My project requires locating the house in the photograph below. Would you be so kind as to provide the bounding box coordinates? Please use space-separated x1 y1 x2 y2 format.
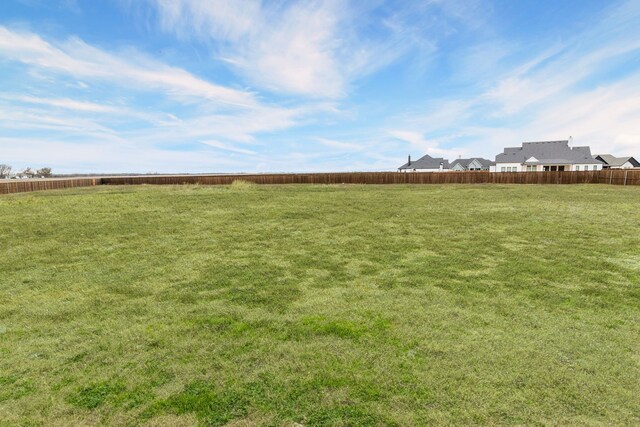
594 154 640 169
450 158 495 171
398 155 450 172
494 140 603 172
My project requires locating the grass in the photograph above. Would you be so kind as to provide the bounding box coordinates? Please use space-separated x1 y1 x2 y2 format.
0 183 639 426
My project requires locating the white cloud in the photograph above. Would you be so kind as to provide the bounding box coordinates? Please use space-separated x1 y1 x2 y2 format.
0 26 258 108
129 103 313 145
143 0 350 98
5 95 121 113
140 0 433 98
0 104 122 137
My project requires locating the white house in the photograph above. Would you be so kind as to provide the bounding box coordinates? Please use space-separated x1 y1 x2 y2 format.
594 154 640 169
449 158 494 171
398 155 450 172
494 140 603 172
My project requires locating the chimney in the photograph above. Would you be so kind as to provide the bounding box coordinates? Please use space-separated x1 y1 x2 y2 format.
408 155 411 166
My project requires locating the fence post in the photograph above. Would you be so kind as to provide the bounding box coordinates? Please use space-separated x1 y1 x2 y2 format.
624 170 628 186
609 170 613 185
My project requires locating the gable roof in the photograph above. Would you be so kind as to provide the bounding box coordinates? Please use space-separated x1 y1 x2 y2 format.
450 158 495 169
399 154 450 170
595 154 640 167
496 140 603 165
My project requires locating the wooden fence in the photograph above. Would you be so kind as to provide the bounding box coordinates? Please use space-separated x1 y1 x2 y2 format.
101 169 640 186
2 170 640 195
0 178 99 195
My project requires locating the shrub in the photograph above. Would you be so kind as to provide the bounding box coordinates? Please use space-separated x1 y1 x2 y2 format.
229 180 256 190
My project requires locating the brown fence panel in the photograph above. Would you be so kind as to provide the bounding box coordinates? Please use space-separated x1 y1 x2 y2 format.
596 168 640 186
0 178 100 195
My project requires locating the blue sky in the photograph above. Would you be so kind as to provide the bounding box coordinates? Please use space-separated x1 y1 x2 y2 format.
1 0 640 173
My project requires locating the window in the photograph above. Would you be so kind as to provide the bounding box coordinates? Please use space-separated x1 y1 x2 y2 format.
576 166 580 171
527 165 536 172
501 167 506 172
593 165 598 170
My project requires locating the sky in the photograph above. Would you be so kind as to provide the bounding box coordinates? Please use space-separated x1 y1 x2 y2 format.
1 0 640 174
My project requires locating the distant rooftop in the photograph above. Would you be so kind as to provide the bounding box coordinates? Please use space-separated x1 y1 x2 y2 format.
399 154 450 170
595 154 640 167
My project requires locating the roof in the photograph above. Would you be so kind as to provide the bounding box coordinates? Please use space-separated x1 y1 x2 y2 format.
496 140 603 165
450 158 495 169
595 154 640 167
399 154 450 170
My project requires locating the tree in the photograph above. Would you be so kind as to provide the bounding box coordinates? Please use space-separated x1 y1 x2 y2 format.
21 168 35 179
0 164 11 179
37 167 53 178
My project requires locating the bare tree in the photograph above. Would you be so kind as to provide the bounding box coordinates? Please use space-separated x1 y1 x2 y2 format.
37 167 53 178
0 164 11 179
21 168 35 179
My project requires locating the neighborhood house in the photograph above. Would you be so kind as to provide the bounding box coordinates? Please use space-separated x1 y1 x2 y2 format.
494 140 603 172
450 158 494 171
398 155 450 172
594 154 640 169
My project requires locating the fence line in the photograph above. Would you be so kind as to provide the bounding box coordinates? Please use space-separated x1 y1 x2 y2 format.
100 170 640 186
1 170 640 195
0 178 100 195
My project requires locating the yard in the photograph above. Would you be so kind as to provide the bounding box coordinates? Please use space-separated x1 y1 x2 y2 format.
1 183 639 426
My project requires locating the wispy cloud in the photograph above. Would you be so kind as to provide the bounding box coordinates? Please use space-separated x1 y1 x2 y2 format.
4 95 121 113
0 26 257 107
200 140 257 156
138 0 448 98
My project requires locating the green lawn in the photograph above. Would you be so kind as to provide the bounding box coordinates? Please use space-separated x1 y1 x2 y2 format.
1 183 639 426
